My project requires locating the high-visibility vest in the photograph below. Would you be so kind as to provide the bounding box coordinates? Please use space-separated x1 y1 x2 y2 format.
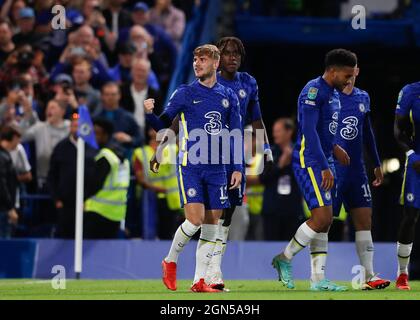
246 153 265 215
133 144 181 210
85 148 130 222
302 199 348 221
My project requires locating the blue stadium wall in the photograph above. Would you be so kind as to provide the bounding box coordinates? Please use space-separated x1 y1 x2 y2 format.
0 239 399 281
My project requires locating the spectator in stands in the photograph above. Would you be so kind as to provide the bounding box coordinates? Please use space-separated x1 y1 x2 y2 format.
94 82 142 148
149 0 185 49
84 118 130 239
245 131 265 241
109 41 160 90
0 125 21 238
0 19 16 67
71 58 101 114
48 73 77 115
128 2 177 93
0 0 26 34
129 25 154 59
51 26 113 89
48 112 97 238
19 99 70 190
12 7 46 48
102 0 132 38
0 44 48 93
9 128 32 220
120 58 162 137
260 118 304 240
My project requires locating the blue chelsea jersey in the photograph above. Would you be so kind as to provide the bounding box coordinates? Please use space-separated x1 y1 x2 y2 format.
294 76 341 168
396 82 420 154
164 80 242 169
335 87 371 167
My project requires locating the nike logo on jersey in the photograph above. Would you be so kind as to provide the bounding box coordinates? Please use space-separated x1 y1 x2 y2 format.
193 100 202 104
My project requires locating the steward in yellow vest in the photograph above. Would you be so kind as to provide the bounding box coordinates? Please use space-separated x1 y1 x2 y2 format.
245 150 265 240
84 119 130 239
132 128 182 239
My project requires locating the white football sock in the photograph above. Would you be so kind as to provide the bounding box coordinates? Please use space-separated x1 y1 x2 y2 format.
205 219 226 283
165 219 200 263
310 232 328 283
193 224 218 284
355 231 375 280
283 222 317 261
397 242 413 276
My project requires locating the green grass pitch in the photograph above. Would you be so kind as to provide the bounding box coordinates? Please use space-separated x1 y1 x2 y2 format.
0 279 419 300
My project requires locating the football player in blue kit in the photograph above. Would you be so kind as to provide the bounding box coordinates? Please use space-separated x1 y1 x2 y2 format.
148 37 273 291
272 49 355 291
333 66 390 290
144 44 243 292
205 37 273 290
394 81 420 290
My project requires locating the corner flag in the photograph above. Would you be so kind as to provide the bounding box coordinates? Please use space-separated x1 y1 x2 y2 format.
77 105 98 149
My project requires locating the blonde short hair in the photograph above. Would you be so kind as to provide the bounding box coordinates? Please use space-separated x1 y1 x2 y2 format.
193 44 220 61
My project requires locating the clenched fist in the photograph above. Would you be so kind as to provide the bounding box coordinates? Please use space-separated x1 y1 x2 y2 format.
144 98 155 114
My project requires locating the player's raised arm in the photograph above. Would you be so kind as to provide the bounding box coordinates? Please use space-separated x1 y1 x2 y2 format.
145 87 186 132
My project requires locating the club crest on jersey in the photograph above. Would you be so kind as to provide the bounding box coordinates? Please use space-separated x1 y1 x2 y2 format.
407 193 415 202
359 103 366 113
187 188 197 198
222 98 229 108
325 191 331 201
239 89 247 98
308 87 318 100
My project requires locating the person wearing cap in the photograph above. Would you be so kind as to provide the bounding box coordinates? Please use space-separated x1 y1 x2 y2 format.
48 112 96 238
12 7 46 48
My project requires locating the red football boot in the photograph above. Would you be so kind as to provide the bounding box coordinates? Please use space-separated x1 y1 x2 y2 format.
191 279 222 293
396 273 411 290
363 276 391 290
162 260 177 291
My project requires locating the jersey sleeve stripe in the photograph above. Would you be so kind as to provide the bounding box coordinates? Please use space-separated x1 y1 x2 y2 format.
299 135 306 168
399 158 409 205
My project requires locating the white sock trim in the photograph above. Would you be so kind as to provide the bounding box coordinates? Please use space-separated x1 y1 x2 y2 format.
301 222 317 239
182 219 200 237
200 224 218 242
355 230 373 242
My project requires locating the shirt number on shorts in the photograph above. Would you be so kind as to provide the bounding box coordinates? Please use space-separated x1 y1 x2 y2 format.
361 184 371 199
220 185 228 202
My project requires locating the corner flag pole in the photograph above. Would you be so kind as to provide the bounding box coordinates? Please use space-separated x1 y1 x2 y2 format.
74 136 85 279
